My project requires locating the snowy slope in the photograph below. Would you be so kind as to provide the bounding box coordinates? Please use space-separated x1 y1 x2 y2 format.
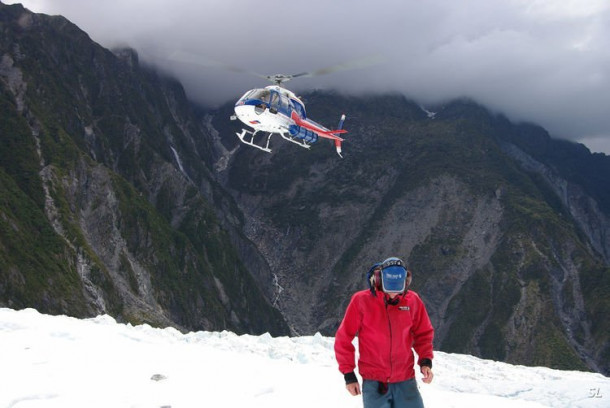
1 308 608 408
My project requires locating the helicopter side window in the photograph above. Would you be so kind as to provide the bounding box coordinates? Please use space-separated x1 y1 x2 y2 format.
270 93 280 113
292 99 306 118
279 94 290 112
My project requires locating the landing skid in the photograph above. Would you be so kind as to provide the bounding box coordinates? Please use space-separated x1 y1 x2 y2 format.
236 129 312 152
236 129 272 153
279 133 312 150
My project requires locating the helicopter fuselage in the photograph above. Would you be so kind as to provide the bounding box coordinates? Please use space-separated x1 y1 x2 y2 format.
234 86 298 134
232 85 346 156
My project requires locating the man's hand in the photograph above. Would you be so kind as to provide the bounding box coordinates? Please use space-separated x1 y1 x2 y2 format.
346 381 361 396
421 366 434 384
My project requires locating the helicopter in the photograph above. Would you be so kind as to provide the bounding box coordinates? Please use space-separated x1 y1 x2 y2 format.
165 51 381 157
230 73 347 157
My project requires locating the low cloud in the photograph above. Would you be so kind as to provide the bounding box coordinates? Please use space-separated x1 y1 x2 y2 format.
6 0 610 154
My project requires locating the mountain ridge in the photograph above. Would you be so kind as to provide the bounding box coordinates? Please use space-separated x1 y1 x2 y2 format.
1 2 609 374
0 1 289 335
210 92 610 373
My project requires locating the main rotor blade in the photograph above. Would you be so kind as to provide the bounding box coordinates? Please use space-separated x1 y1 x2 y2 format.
162 50 384 85
297 55 386 78
167 50 268 80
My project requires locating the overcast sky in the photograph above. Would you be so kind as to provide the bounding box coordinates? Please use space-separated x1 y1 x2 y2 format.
5 0 610 154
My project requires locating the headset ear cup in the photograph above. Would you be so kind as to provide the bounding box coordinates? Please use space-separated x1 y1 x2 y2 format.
374 268 382 290
367 263 382 293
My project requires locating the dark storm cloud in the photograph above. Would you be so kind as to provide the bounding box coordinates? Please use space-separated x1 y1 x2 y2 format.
6 0 610 154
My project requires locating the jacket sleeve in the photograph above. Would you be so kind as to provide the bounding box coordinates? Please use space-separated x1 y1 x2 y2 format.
334 293 361 374
411 293 434 366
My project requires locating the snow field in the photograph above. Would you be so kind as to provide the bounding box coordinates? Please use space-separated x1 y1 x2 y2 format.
1 308 608 408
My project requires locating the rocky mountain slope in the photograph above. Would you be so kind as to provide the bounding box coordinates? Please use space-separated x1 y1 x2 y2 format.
210 94 610 374
0 2 288 335
1 2 608 374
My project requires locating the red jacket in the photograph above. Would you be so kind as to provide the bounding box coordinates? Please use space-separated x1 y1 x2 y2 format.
334 289 434 383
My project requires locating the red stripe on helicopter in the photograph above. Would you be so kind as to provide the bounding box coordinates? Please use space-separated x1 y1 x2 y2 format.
290 112 346 140
249 120 261 124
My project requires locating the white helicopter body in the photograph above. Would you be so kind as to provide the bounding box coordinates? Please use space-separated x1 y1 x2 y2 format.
232 84 346 157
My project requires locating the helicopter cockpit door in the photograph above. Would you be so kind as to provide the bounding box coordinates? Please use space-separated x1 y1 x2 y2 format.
269 91 280 114
269 90 291 115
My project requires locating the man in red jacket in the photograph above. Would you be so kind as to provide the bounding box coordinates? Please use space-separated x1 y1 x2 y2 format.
334 257 434 408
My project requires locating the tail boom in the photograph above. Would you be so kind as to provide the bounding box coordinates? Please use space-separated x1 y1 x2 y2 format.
290 112 347 156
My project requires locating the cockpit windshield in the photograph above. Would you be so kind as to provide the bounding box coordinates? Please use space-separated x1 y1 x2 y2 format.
243 88 271 104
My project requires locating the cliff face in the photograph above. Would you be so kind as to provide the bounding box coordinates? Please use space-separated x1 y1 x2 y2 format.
1 2 609 374
0 2 288 335
500 130 610 265
210 95 610 374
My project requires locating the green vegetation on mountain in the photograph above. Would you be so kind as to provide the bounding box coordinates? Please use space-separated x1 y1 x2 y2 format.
1 2 609 374
220 91 610 373
0 2 288 335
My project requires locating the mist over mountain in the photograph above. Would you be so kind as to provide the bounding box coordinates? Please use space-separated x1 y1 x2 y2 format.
6 0 610 156
1 2 609 376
